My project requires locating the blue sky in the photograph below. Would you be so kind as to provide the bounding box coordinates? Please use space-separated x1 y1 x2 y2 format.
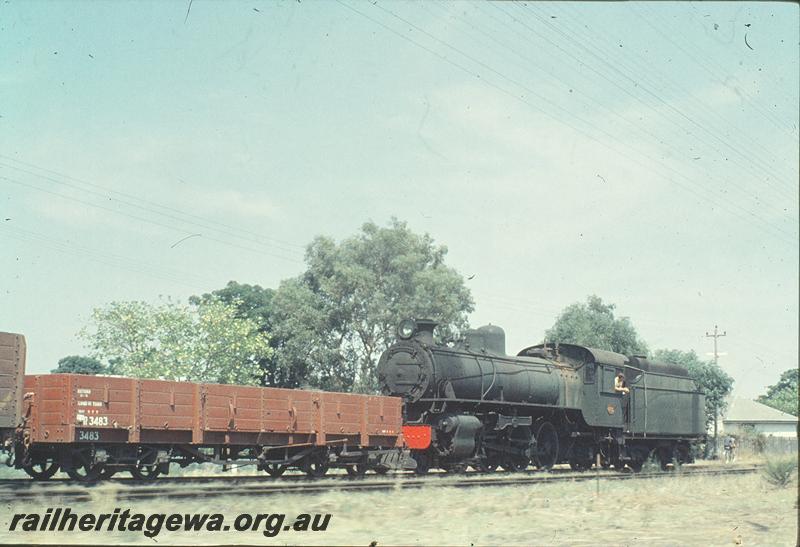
1 1 797 398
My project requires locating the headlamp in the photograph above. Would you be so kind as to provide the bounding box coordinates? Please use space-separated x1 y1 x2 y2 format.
397 319 417 340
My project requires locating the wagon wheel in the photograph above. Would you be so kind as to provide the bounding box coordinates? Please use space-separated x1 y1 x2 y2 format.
373 467 389 475
264 464 287 478
533 422 559 470
99 467 118 480
66 451 101 482
23 460 59 481
345 464 367 477
129 463 161 481
302 452 329 478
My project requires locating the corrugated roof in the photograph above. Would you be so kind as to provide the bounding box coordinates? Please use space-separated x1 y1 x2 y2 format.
722 397 798 423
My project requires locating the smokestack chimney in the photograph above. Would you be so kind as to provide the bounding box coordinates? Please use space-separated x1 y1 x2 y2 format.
414 319 438 345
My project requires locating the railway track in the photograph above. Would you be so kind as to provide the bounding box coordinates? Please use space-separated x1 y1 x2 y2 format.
3 465 761 503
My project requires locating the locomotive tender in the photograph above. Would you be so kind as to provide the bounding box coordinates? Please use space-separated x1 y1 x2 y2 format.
377 319 706 473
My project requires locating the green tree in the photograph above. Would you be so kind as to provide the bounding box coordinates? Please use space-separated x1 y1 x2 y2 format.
274 218 474 392
757 369 799 416
545 295 648 355
79 298 272 385
190 281 302 388
652 349 735 431
52 355 107 375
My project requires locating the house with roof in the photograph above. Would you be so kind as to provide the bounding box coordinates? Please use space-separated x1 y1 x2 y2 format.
721 397 798 439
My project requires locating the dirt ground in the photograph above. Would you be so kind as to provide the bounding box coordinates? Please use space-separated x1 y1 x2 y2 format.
2 466 797 546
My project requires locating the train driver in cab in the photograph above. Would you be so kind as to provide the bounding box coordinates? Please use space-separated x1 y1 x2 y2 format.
614 373 630 394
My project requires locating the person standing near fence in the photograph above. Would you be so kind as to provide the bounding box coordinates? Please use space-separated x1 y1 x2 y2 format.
723 435 737 463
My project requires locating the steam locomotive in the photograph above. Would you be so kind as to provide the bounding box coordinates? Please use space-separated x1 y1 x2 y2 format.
377 319 706 473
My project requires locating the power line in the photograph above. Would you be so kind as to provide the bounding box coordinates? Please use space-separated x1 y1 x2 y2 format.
0 154 307 255
336 1 797 245
0 174 305 264
512 3 797 207
544 3 798 197
432 1 797 221
0 225 217 291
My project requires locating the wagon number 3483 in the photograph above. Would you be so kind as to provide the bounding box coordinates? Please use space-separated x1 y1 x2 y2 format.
78 430 101 441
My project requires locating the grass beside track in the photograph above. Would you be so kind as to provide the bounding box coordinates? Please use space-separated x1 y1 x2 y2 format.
3 463 796 546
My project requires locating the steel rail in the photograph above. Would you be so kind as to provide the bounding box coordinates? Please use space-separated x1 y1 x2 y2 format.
3 465 761 503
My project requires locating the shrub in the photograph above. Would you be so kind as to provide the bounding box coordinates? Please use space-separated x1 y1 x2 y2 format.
762 457 798 487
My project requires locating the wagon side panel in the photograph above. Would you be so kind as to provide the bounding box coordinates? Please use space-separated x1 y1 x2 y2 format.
138 379 196 444
0 332 25 430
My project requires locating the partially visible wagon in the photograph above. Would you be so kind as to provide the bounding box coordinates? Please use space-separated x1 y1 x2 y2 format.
2 332 407 480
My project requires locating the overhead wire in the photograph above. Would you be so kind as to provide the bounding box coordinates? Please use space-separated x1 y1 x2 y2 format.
0 155 306 257
336 1 796 245
0 225 216 291
510 3 797 208
542 3 798 196
683 4 800 135
0 174 305 265
428 1 797 223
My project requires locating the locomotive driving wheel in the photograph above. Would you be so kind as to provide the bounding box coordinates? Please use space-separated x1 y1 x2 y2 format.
500 426 532 472
475 453 500 473
533 421 559 470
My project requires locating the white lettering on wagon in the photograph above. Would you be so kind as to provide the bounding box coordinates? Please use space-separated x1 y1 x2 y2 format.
77 389 92 397
76 414 108 426
78 430 100 441
77 400 104 407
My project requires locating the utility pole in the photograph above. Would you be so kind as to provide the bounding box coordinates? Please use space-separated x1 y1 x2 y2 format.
706 325 727 458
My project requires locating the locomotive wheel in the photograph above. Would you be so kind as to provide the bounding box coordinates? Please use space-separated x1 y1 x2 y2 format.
442 463 468 474
475 455 499 473
671 447 685 470
501 458 529 472
345 464 367 477
374 467 389 475
647 448 669 472
23 460 59 481
500 425 532 472
569 459 591 472
412 452 430 475
627 447 647 473
533 422 559 470
264 464 287 478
